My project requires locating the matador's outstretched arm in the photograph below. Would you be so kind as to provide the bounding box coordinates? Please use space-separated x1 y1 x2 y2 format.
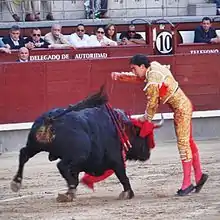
111 72 145 83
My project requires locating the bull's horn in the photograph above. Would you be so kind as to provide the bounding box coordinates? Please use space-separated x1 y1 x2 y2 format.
154 114 164 128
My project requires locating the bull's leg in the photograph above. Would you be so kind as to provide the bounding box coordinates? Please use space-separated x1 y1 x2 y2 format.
56 160 79 202
11 146 40 192
113 163 134 200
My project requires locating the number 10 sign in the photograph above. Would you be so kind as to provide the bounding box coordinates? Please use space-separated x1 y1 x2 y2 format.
155 31 173 55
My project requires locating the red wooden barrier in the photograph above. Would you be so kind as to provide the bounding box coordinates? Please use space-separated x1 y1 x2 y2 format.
175 43 220 54
0 53 220 124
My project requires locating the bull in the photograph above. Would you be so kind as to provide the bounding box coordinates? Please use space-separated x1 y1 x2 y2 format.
10 86 163 202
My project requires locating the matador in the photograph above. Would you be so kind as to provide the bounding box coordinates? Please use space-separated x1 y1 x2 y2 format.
80 54 208 196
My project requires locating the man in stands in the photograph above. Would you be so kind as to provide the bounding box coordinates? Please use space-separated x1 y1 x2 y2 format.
68 24 90 48
85 0 108 18
194 17 220 43
3 0 20 21
25 28 50 49
2 25 25 49
119 25 146 45
44 24 73 49
24 0 54 21
17 47 29 62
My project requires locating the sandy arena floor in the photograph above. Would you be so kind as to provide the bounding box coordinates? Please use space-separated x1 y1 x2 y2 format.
0 139 219 220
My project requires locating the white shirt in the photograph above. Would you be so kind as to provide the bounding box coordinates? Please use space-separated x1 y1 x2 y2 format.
68 33 90 48
19 59 28 62
87 35 117 47
11 38 19 46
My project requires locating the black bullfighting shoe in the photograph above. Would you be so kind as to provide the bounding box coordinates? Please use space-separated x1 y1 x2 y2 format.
176 184 195 196
195 173 209 193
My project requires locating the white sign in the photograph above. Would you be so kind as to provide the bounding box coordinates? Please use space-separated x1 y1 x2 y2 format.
155 31 172 54
190 49 219 54
74 53 108 59
30 54 69 61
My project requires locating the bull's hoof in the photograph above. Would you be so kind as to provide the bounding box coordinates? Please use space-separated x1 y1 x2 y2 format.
10 180 21 192
56 192 76 203
118 190 134 200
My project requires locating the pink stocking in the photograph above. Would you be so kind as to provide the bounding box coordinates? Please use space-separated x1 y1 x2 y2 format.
181 160 192 190
190 125 203 184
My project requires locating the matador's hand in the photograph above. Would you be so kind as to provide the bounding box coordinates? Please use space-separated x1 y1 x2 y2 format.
111 72 121 80
138 115 147 122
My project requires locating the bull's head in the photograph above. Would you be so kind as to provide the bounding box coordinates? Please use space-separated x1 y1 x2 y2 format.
126 127 151 161
115 109 164 162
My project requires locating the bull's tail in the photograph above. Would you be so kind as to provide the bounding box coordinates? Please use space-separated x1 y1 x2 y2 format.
45 85 108 123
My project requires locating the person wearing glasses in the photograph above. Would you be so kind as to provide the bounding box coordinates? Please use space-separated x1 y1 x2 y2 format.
119 25 146 45
68 24 90 48
87 26 117 47
25 28 50 49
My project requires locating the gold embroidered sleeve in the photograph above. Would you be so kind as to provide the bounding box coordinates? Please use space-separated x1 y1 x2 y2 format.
117 72 145 83
145 84 159 121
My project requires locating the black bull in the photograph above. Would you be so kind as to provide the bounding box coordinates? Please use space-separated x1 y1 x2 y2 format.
10 87 163 202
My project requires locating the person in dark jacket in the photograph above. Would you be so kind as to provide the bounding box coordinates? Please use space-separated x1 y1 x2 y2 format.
2 25 25 49
194 17 220 43
25 28 50 49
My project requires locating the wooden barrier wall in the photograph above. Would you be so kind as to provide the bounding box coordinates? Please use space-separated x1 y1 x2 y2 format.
0 53 220 124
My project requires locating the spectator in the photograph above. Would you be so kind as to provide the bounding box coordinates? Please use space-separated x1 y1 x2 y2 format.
194 17 220 43
24 0 54 21
212 0 220 15
87 26 117 47
85 0 108 18
0 39 11 54
68 24 90 48
25 28 50 49
44 24 73 49
105 24 117 42
3 0 20 21
2 25 25 49
17 47 29 62
119 25 146 45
